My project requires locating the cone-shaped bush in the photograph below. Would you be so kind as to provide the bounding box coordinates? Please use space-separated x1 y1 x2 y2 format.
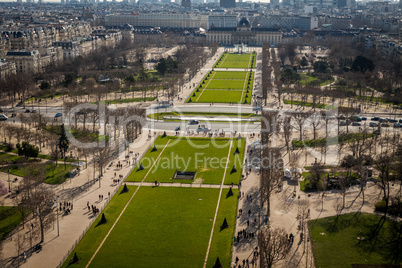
245 94 248 98
226 187 233 198
137 162 144 171
151 145 157 152
244 99 248 104
196 89 199 92
246 90 249 93
70 252 79 264
192 93 196 97
96 213 107 227
188 98 192 103
234 147 240 155
162 131 167 137
120 183 129 194
220 218 229 231
237 133 242 140
231 164 237 174
213 257 222 268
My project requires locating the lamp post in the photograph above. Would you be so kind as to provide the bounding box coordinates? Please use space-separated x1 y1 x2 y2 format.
7 169 11 192
56 207 59 237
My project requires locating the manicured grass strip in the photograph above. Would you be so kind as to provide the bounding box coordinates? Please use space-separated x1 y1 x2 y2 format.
0 206 23 241
143 138 231 184
212 71 249 80
309 212 402 267
196 72 216 102
60 185 137 268
205 79 245 90
125 137 170 182
224 138 246 185
203 140 232 267
283 99 326 109
292 133 375 148
104 97 155 104
90 187 220 268
0 163 75 184
206 188 239 268
192 90 244 104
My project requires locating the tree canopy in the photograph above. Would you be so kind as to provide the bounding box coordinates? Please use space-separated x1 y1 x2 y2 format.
351 55 375 73
156 56 178 76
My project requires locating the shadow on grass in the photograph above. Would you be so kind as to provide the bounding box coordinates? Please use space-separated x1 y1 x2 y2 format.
309 212 402 265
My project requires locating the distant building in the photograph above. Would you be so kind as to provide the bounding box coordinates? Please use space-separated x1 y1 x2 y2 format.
0 60 16 79
220 0 235 8
206 17 282 46
259 15 318 30
208 14 238 28
5 50 40 73
106 14 208 29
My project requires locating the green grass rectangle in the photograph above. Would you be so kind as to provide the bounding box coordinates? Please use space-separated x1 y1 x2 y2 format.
0 206 23 241
89 187 220 268
61 185 137 267
127 137 245 185
309 212 402 267
190 89 250 104
205 80 245 90
214 53 256 69
212 71 248 80
127 137 237 185
206 188 239 268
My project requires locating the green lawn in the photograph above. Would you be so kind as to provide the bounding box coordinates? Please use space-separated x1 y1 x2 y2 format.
212 71 249 80
127 137 245 185
127 137 245 184
214 53 256 69
61 185 136 268
191 90 247 104
309 212 402 267
206 188 239 268
205 80 245 90
224 138 246 185
90 187 220 268
0 206 23 241
104 97 155 105
292 133 375 148
188 70 253 104
0 163 75 184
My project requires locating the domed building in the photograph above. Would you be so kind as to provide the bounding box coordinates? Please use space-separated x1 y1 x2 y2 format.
206 17 282 46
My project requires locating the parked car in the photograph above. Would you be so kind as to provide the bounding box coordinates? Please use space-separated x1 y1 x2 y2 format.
352 122 361 126
380 123 390 127
350 115 362 122
32 109 37 113
361 117 367 121
0 108 3 113
188 120 199 125
389 119 397 123
340 121 347 126
337 115 346 120
24 109 31 113
399 119 402 123
0 114 8 121
55 112 62 118
369 122 379 127
379 118 388 123
393 123 402 128
175 126 180 131
371 117 380 121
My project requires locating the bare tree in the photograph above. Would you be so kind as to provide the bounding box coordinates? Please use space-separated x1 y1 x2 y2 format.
259 226 291 268
28 184 55 242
